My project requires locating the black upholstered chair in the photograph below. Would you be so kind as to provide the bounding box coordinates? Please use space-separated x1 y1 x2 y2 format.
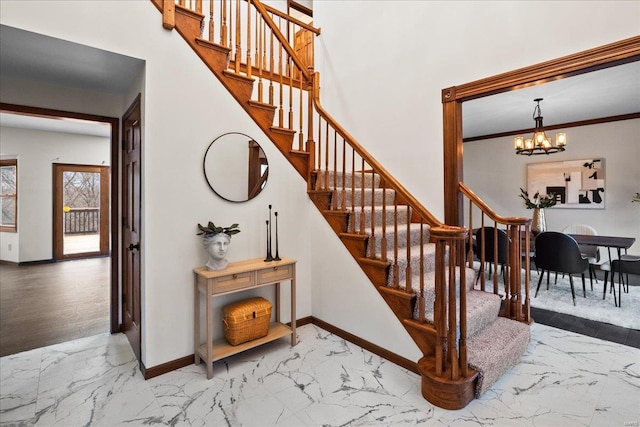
611 256 640 307
474 226 508 286
534 231 590 306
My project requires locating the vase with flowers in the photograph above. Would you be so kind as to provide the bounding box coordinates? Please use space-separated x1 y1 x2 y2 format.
519 188 556 234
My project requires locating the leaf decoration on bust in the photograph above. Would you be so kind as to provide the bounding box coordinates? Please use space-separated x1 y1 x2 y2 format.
197 222 241 236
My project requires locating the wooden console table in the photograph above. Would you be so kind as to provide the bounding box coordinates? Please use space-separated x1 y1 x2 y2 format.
193 257 297 379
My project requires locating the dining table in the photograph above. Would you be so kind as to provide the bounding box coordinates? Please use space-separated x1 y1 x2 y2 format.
568 233 636 261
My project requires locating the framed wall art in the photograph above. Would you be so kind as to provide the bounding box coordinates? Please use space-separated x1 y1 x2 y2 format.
526 158 605 209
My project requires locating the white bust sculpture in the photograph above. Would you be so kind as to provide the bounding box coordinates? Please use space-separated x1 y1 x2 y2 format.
204 233 231 271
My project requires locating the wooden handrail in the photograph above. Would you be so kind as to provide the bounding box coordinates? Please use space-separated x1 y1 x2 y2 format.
253 0 311 82
311 73 444 228
259 1 320 35
459 182 530 226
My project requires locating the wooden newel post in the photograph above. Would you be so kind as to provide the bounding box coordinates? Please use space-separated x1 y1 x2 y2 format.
163 0 176 30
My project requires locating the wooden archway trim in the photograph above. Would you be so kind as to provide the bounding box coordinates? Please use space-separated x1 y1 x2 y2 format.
442 35 640 226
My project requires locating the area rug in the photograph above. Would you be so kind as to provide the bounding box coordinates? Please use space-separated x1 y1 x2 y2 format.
483 270 640 330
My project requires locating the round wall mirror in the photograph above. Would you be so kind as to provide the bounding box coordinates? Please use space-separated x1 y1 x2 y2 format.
203 132 269 202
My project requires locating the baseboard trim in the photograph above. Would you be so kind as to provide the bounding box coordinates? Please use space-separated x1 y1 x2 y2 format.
143 354 194 380
142 315 416 379
310 316 419 374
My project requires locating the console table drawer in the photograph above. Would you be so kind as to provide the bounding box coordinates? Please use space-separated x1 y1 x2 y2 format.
212 271 255 293
258 265 292 283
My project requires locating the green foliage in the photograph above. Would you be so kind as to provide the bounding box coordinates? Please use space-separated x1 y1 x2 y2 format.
633 192 640 203
197 221 241 236
519 188 557 209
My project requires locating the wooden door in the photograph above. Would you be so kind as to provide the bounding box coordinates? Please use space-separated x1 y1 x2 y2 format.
122 95 142 363
53 163 109 260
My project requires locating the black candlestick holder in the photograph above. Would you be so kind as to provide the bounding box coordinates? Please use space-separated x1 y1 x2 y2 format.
274 211 281 261
264 205 273 262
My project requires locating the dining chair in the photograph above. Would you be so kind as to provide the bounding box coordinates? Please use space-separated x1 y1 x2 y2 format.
610 256 640 307
474 226 508 286
534 231 590 306
562 224 601 284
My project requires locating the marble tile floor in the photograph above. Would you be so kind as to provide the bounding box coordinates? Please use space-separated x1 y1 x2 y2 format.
1 323 638 427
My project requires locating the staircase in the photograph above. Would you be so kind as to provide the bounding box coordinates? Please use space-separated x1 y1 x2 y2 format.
150 0 532 409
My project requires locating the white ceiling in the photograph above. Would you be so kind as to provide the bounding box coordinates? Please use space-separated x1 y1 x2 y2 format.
0 24 638 139
0 25 144 137
462 60 640 139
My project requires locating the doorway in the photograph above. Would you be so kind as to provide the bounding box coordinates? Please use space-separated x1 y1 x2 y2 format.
441 36 640 225
0 102 120 336
53 163 110 260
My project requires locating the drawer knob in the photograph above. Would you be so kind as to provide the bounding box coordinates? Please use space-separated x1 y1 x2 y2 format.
274 267 278 270
233 274 238 279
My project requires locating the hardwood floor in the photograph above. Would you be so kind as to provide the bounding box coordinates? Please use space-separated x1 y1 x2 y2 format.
0 257 110 357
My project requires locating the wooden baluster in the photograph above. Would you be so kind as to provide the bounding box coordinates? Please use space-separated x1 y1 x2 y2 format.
234 0 241 73
467 202 473 268
507 224 519 320
256 14 263 103
341 137 346 210
288 60 293 130
268 22 273 104
220 0 228 47
307 70 315 157
349 148 355 232
277 20 284 128
479 213 486 292
298 70 304 150
380 186 387 261
524 224 531 322
368 168 376 258
245 0 252 78
195 0 202 13
492 221 500 294
179 0 185 8
324 122 329 189
434 237 446 376
332 130 337 209
252 9 262 67
208 0 214 41
359 160 365 235
315 118 322 188
393 198 399 288
418 221 425 322
448 240 459 381
458 237 468 377
405 206 412 292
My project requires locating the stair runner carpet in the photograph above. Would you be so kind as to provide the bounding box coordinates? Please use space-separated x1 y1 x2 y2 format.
321 170 530 397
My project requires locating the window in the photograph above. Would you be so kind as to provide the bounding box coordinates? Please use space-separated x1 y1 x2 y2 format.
0 159 17 232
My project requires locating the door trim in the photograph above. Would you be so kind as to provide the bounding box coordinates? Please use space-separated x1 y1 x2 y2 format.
0 102 120 333
441 35 640 226
52 163 110 260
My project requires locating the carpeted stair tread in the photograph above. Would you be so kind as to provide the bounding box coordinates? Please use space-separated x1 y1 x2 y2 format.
343 188 398 207
467 317 530 396
368 223 430 257
317 170 381 189
350 205 411 230
419 289 502 340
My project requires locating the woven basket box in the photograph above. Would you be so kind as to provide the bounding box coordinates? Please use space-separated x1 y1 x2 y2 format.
222 297 272 346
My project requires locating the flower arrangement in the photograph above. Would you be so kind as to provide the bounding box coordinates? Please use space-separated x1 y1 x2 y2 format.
197 222 241 237
519 188 557 209
633 193 640 203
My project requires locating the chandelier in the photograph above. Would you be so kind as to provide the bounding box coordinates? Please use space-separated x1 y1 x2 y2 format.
514 98 567 156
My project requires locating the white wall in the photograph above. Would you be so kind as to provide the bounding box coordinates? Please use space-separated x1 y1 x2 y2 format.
463 119 640 255
1 1 313 368
2 0 638 369
310 1 640 360
0 126 110 262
